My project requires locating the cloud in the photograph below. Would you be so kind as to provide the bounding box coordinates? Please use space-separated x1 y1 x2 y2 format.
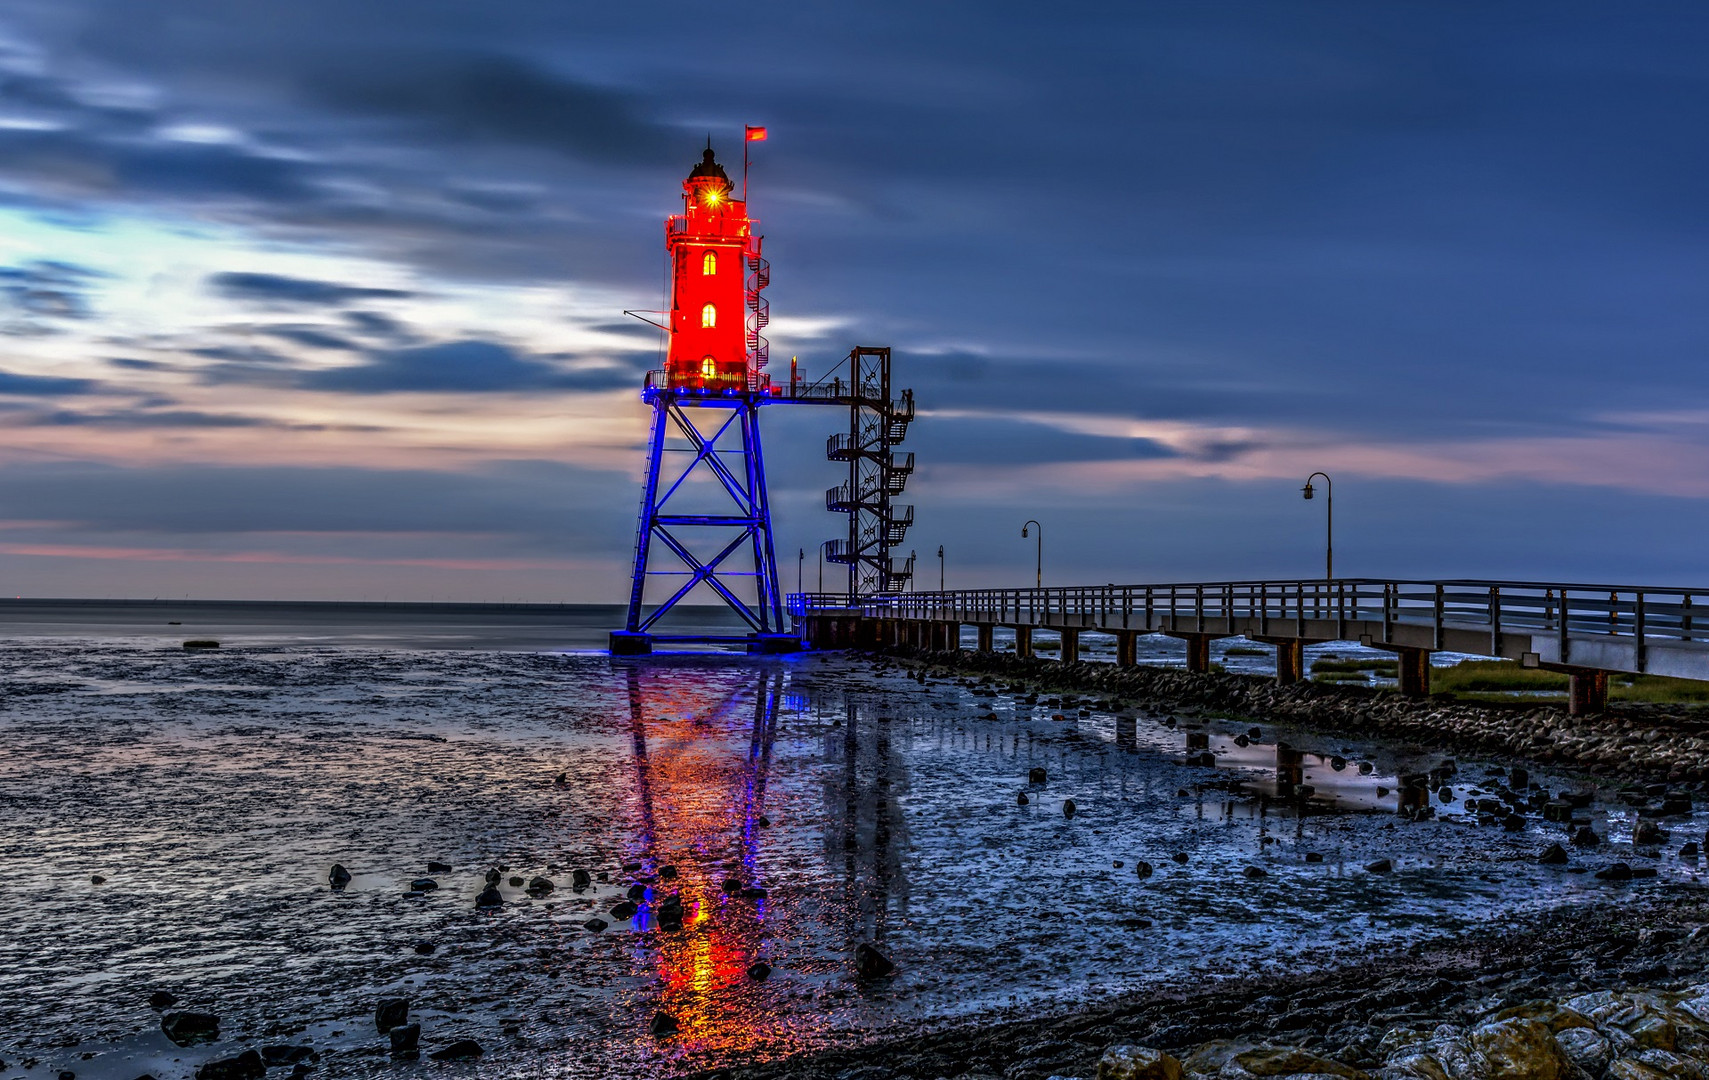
208 272 413 306
261 325 361 351
297 339 644 394
18 408 283 429
0 369 101 396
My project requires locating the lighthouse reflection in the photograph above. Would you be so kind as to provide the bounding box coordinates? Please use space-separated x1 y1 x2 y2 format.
615 661 904 1058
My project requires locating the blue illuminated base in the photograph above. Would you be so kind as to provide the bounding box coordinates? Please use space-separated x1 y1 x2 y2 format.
607 631 802 655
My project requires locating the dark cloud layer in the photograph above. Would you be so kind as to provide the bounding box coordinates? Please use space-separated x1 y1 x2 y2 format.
297 339 644 394
208 272 413 307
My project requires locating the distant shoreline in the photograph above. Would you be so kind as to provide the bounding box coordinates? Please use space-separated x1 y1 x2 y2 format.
0 598 736 615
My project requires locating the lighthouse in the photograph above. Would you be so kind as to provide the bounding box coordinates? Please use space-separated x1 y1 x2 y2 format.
611 137 916 655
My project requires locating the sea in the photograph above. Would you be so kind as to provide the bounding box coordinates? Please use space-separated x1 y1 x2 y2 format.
0 600 1698 1079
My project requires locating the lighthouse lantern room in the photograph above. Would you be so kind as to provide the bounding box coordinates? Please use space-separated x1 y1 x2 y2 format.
664 144 770 393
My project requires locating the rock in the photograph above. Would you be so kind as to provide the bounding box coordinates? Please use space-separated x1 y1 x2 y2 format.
259 1046 314 1066
722 878 743 894
658 894 684 931
1490 1002 1594 1032
740 886 768 899
328 864 351 887
160 1011 220 1047
622 861 643 872
1466 1017 1574 1080
1243 866 1268 879
90 874 105 885
1635 821 1666 845
1172 853 1189 864
389 1023 420 1059
526 876 554 894
1135 861 1153 879
475 885 503 909
1096 1044 1182 1080
855 942 896 978
147 990 178 1010
195 1051 263 1080
627 883 649 901
1682 843 1700 858
409 878 438 892
610 900 638 920
485 868 502 885
1017 792 1030 805
1029 766 1048 784
1511 767 1530 789
1249 727 1263 739
1503 813 1526 831
553 771 567 786
1304 852 1324 864
1596 862 1635 881
1227 1045 1365 1078
585 918 609 932
427 861 452 873
1539 843 1570 865
375 997 409 1034
412 940 436 955
1365 858 1394 873
649 1011 680 1037
571 869 591 890
1572 826 1602 847
428 1039 483 1062
1064 799 1077 819
57 1071 73 1080
660 865 679 880
1555 1027 1613 1075
1234 734 1250 748
507 875 524 887
758 815 771 827
748 960 772 981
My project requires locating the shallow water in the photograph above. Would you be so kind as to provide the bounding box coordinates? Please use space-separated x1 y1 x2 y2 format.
0 630 1702 1079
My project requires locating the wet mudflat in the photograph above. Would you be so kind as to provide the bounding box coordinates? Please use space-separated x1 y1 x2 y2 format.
0 642 1702 1079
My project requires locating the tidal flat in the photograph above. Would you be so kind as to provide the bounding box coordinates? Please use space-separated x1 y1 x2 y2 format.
1 639 1704 1079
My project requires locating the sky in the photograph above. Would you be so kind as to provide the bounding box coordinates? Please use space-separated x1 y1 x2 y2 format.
0 0 1705 602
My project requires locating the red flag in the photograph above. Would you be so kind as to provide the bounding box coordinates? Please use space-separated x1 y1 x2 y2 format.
745 126 767 142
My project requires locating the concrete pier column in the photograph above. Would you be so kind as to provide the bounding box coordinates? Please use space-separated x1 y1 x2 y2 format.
1396 647 1431 698
1116 631 1138 668
942 621 961 651
1060 629 1080 663
1569 669 1609 715
1275 639 1304 685
976 624 995 653
1014 626 1033 659
1183 634 1211 673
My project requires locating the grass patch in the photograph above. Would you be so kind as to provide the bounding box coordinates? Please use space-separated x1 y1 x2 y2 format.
1432 661 1565 695
1313 671 1370 684
1312 657 1399 675
1612 674 1709 704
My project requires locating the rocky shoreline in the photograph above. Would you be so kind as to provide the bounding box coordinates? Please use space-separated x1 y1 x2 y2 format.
878 647 1709 787
684 894 1709 1080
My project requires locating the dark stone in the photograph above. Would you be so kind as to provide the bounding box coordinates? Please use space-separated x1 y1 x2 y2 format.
526 876 554 894
650 1011 680 1037
195 1050 263 1080
260 1046 314 1067
553 771 567 786
1243 866 1268 879
1304 852 1324 863
722 878 743 894
428 1039 483 1062
390 1023 421 1059
1572 826 1602 848
409 878 437 892
622 862 643 872
740 886 768 899
1635 821 1666 845
1249 727 1263 739
1172 852 1189 864
58 1072 74 1080
328 864 351 887
855 942 896 978
1234 734 1250 747
627 883 648 901
412 940 436 955
427 861 452 873
1633 866 1659 878
1539 843 1570 865
660 865 679 880
758 816 771 827
1016 791 1029 805
748 960 772 981
611 900 639 920
161 1011 220 1047
571 868 591 890
1596 862 1634 881
1135 860 1153 878
90 875 105 885
1543 801 1573 822
147 990 178 1010
1028 766 1047 784
1365 858 1393 873
1503 813 1526 831
507 876 524 887
375 997 409 1034
484 868 501 885
1063 799 1077 819
585 918 609 932
475 885 503 909
658 895 685 930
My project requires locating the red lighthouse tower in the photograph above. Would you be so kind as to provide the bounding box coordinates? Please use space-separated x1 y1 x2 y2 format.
663 144 770 392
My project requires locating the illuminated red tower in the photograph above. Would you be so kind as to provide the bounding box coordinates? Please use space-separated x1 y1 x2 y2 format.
664 144 769 392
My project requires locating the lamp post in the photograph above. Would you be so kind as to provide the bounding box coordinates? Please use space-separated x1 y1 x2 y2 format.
817 543 824 593
937 545 945 593
1021 520 1042 588
1301 472 1333 581
797 547 804 596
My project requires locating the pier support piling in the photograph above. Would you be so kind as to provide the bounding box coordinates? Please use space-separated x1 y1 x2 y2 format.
1274 639 1304 685
976 624 994 653
1013 626 1033 659
1116 631 1138 668
1060 629 1080 663
1396 647 1431 699
1569 668 1609 715
1169 633 1212 673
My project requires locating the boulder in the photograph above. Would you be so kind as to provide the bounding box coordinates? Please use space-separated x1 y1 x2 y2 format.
1490 1002 1594 1033
1243 866 1268 880
1029 766 1048 784
160 1011 220 1047
147 990 177 1011
1596 863 1635 881
428 1040 483 1062
1097 1045 1182 1080
1135 861 1154 879
474 885 503 909
747 960 772 981
1365 858 1393 873
389 1023 420 1059
328 864 351 887
855 942 895 978
1064 799 1077 819
259 1046 314 1066
1017 792 1030 805
1554 1027 1613 1075
649 1011 680 1037
375 997 409 1034
1226 1046 1366 1079
585 918 609 932
610 900 638 920
427 861 452 873
195 1051 263 1080
1466 1017 1573 1080
1539 844 1569 865
1572 826 1602 848
526 876 553 895
409 878 437 892
571 868 591 890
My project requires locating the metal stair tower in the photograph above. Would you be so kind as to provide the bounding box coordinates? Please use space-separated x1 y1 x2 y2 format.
823 347 916 599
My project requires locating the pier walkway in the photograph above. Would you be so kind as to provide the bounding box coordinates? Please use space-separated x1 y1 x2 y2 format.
789 578 1709 714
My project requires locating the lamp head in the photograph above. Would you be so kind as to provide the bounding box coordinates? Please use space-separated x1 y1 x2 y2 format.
1021 525 1030 538
1302 482 1315 501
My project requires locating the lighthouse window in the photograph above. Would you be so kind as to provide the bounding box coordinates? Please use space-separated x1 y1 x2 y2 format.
702 251 717 275
701 356 716 379
701 303 716 328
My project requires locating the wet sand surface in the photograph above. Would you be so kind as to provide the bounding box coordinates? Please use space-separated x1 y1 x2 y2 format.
2 639 1702 1078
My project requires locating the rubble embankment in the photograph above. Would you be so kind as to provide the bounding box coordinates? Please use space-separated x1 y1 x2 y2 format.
882 647 1709 786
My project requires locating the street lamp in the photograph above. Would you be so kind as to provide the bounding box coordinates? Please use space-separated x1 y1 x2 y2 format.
1021 520 1042 588
1301 472 1333 581
797 547 804 595
937 544 945 593
817 543 824 593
